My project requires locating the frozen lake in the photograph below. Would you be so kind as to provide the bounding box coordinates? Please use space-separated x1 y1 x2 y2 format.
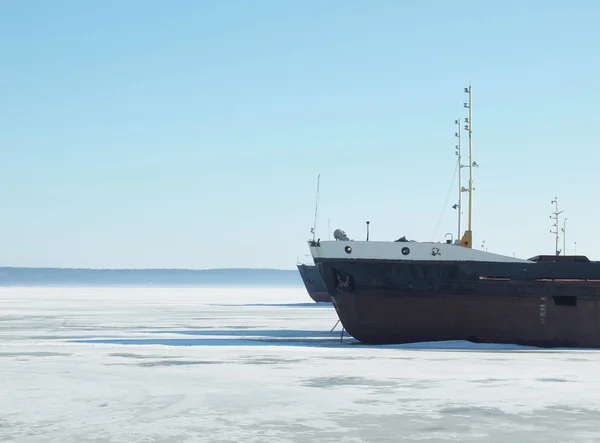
2 287 600 442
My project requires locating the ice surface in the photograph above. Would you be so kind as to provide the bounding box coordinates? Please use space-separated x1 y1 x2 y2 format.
2 287 600 442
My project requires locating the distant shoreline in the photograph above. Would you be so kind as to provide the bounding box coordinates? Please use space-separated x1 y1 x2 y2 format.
0 267 304 287
0 267 297 271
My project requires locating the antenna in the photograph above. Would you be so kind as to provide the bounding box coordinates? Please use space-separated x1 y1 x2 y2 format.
561 217 567 255
366 221 370 241
311 174 320 241
549 197 563 256
328 218 331 241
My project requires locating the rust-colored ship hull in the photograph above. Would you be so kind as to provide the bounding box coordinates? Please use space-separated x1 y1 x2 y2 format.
315 256 600 348
297 264 331 303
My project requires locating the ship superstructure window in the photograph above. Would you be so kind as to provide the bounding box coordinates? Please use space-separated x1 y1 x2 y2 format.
552 295 577 306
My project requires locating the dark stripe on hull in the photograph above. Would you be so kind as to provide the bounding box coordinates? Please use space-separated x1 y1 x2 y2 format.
297 264 331 303
316 258 600 348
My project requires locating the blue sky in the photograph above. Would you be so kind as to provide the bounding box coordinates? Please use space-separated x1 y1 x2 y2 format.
0 0 598 269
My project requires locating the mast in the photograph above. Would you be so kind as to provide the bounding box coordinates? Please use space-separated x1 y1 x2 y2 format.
455 118 462 241
311 174 320 241
549 197 563 256
465 85 473 234
459 85 474 248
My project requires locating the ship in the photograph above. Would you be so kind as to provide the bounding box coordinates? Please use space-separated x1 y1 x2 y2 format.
297 263 331 303
309 236 600 347
307 86 600 349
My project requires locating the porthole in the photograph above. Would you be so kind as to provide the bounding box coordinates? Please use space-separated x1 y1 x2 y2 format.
344 246 352 254
401 247 410 256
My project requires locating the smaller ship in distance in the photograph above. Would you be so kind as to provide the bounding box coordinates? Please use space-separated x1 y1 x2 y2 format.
296 262 330 303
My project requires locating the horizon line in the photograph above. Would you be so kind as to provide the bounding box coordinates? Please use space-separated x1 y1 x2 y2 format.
0 266 300 272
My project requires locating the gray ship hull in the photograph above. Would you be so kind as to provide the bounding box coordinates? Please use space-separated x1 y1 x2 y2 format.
297 264 330 303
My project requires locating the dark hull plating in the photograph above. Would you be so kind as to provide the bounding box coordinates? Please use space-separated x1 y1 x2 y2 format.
297 264 331 303
315 257 600 348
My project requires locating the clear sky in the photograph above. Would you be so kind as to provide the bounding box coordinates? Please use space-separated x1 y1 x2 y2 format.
1 0 599 269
